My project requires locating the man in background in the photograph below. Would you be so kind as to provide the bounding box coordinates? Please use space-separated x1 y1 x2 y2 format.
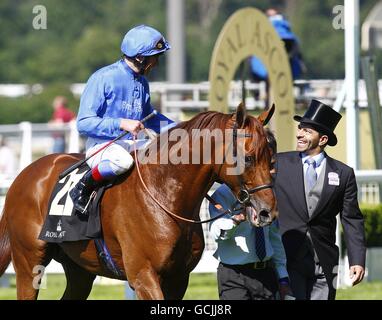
50 96 76 153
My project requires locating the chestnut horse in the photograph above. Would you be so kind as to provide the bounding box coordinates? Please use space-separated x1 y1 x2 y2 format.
0 103 277 299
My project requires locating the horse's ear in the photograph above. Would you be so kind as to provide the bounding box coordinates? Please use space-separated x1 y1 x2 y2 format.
258 103 275 126
234 102 247 128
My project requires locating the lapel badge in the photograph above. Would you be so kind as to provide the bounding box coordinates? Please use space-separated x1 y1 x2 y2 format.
328 172 339 186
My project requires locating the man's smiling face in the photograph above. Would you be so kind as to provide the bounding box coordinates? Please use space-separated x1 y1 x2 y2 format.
296 123 328 156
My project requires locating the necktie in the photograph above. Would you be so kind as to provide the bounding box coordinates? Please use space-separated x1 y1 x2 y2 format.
305 158 317 191
255 227 266 261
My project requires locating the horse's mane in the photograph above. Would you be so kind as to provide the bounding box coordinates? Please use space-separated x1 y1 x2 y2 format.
166 111 270 160
140 111 270 166
173 111 232 132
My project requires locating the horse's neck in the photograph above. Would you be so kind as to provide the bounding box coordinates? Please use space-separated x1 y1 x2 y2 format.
131 125 227 217
136 163 214 216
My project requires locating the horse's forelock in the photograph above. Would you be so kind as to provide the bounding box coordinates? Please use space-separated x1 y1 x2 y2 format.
245 116 270 161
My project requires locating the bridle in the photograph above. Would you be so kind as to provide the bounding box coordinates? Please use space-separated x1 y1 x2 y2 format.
132 119 273 224
228 122 273 206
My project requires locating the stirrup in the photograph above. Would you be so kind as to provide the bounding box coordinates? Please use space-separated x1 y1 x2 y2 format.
79 191 97 214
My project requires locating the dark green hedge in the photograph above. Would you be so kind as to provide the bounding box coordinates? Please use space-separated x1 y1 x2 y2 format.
341 204 382 253
361 204 382 247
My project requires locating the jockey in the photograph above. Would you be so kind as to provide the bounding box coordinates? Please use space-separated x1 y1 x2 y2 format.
70 25 174 213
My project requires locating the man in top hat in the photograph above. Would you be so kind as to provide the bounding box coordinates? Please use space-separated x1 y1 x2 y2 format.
274 99 366 300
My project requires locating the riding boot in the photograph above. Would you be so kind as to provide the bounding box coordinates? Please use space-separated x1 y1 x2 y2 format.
69 170 102 213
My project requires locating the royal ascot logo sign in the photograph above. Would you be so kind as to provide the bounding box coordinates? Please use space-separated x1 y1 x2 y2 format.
208 7 295 151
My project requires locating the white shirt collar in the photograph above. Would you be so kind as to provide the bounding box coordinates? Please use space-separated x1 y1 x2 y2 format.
301 152 325 168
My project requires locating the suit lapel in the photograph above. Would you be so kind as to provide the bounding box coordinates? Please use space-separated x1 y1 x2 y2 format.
287 152 309 219
310 154 340 219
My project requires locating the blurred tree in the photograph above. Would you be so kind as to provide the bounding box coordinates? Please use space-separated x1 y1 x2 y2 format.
0 0 380 85
0 83 78 124
72 26 120 81
288 0 381 79
290 0 345 78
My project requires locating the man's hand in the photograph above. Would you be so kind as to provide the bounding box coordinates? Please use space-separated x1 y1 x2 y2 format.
278 283 294 300
349 265 365 286
231 212 246 225
120 119 144 136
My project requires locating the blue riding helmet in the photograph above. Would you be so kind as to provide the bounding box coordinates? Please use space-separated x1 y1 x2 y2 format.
121 25 171 57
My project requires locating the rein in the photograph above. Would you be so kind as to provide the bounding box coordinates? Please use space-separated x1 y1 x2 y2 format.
132 136 228 224
132 121 273 224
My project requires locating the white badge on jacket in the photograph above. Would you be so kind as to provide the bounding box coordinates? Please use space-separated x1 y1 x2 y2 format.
328 172 340 185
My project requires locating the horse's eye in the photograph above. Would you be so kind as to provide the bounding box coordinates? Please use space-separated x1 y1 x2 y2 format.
245 155 255 167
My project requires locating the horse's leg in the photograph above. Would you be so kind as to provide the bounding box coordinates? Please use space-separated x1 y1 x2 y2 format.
59 252 96 300
162 273 190 300
161 227 204 300
11 242 54 300
132 266 164 300
166 225 204 299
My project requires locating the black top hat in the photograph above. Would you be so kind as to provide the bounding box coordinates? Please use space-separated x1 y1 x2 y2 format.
293 99 342 146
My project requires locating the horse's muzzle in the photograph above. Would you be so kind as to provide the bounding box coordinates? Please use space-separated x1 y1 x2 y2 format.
246 205 274 227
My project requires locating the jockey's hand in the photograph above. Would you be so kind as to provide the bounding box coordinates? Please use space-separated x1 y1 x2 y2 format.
120 119 144 136
144 128 157 140
349 265 365 286
231 212 246 225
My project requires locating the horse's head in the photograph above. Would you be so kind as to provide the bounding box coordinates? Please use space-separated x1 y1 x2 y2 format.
215 102 277 227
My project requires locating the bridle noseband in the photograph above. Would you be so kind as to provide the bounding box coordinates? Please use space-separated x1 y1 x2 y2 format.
236 184 274 204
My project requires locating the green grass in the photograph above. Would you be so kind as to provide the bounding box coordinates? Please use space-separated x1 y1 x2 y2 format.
0 273 381 300
336 281 382 300
183 273 219 300
0 273 217 300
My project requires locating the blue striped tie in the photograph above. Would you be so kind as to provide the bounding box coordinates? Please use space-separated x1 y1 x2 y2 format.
255 227 266 261
305 158 317 191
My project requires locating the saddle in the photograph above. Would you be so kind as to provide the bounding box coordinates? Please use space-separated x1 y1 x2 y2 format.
39 165 102 242
38 165 124 278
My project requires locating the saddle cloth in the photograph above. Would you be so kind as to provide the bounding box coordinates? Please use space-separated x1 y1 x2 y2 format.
38 165 106 243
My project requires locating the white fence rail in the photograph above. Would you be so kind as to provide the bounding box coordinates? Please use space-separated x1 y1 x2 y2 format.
1 79 382 117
